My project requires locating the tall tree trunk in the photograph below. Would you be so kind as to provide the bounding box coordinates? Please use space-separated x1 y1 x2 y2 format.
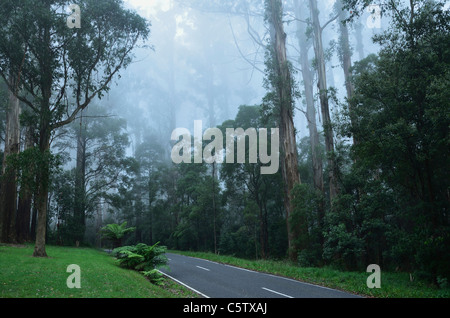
266 0 303 261
74 114 87 244
262 197 269 259
295 0 325 245
337 1 356 137
337 1 361 205
354 21 365 61
33 129 51 257
30 204 37 240
336 0 358 149
0 75 21 243
16 126 34 243
254 189 268 259
33 11 52 257
165 9 178 157
212 162 218 254
309 0 339 204
95 199 103 248
258 204 267 259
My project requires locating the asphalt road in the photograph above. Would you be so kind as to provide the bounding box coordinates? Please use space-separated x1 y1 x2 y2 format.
159 253 361 298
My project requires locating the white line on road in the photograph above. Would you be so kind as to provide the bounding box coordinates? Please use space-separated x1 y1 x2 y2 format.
196 265 210 271
158 270 210 298
262 287 294 298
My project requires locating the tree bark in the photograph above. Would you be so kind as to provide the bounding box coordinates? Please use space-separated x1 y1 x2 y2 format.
336 1 359 146
309 0 339 203
33 131 50 257
266 0 303 261
16 126 34 243
0 75 21 243
295 0 325 245
74 114 87 244
33 12 52 257
337 1 355 104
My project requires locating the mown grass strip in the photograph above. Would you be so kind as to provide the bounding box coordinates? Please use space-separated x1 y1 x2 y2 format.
0 244 197 298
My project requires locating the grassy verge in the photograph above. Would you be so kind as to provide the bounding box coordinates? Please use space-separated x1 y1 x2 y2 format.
0 244 198 298
169 250 450 298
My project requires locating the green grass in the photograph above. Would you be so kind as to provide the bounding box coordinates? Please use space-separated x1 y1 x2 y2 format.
169 250 450 298
3 244 447 298
0 244 199 298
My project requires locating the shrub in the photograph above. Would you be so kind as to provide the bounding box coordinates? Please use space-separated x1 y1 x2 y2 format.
143 269 165 286
113 242 168 273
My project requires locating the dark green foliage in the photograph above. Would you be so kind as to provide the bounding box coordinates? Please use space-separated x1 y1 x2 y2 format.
113 242 167 270
4 146 63 194
291 183 325 267
112 242 168 285
219 105 286 259
327 0 450 281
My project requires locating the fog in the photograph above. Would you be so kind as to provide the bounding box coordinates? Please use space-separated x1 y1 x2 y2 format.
2 0 449 291
86 0 384 159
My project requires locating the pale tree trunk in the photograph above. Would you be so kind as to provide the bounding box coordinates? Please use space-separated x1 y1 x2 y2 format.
337 1 360 148
164 9 178 156
0 76 21 243
295 0 325 244
337 1 355 107
266 0 303 261
309 0 339 203
16 126 34 243
354 21 365 61
206 60 216 128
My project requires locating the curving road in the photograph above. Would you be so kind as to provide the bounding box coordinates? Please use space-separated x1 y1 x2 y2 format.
159 253 361 298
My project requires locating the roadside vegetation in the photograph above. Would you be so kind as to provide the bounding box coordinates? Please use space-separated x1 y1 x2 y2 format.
171 250 450 298
0 244 198 298
2 243 448 298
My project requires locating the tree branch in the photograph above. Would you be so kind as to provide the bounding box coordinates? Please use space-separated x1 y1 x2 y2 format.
321 13 340 32
228 17 265 75
52 33 140 130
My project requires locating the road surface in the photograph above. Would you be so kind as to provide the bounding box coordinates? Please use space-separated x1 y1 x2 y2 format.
159 253 361 298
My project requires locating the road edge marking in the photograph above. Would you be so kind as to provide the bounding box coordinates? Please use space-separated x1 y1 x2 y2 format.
157 270 210 298
262 287 294 298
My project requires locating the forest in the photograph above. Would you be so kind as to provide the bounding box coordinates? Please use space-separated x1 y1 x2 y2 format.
0 0 448 287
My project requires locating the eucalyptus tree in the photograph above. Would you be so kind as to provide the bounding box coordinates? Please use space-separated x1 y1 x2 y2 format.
294 0 325 244
49 105 134 246
308 0 340 203
75 108 131 244
335 0 355 104
263 0 303 261
0 75 20 243
0 0 150 256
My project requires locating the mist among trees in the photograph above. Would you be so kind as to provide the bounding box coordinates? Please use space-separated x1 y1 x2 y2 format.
0 0 448 286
